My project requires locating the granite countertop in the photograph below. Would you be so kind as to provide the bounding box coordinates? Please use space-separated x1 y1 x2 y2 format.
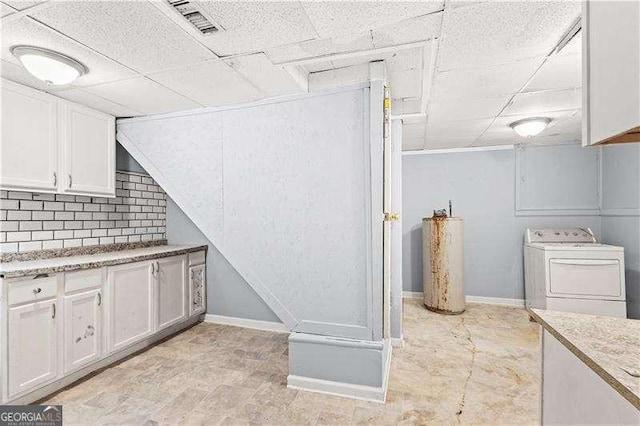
529 308 640 409
0 244 208 279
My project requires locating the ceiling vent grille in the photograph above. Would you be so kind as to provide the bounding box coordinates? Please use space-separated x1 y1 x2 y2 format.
167 0 221 35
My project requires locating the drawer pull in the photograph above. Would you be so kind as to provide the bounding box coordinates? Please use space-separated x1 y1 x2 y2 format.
52 303 56 319
97 293 102 306
33 287 42 294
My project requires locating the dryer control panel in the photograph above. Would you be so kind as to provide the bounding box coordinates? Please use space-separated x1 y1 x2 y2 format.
526 228 597 244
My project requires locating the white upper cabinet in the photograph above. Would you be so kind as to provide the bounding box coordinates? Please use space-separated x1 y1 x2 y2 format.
583 1 640 146
62 102 115 196
1 80 58 192
0 79 115 196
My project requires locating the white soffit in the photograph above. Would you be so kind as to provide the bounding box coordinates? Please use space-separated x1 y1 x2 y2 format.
308 63 370 92
392 98 422 115
389 68 422 99
403 137 428 151
403 122 426 139
224 53 305 97
55 87 142 118
30 1 216 74
194 1 318 56
301 1 444 41
82 77 201 116
438 1 581 71
502 88 581 117
524 54 581 92
431 58 544 101
428 96 510 122
149 60 262 107
1 17 136 87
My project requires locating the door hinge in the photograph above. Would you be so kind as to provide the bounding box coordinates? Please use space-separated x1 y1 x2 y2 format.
384 212 400 222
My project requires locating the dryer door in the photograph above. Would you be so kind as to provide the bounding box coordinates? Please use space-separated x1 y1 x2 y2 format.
549 258 622 298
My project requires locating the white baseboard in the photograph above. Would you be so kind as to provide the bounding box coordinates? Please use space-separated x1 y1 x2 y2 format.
287 375 386 403
204 314 290 333
402 291 525 308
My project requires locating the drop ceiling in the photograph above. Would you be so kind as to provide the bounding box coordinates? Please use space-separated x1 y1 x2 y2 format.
1 0 582 151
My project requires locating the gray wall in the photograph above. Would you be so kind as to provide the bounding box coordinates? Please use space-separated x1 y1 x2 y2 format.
116 141 280 323
402 144 601 299
600 143 640 318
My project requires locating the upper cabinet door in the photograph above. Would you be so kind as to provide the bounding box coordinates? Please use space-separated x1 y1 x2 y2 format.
0 80 58 192
583 1 640 146
62 102 115 196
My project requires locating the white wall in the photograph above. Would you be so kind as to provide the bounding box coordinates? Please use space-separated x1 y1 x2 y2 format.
600 143 640 318
402 144 602 300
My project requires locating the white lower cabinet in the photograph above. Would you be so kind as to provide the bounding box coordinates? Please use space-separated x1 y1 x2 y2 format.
7 299 58 398
2 250 205 404
107 261 155 353
156 256 187 331
63 289 102 373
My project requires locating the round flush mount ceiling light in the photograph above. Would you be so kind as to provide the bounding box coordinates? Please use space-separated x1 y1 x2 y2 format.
10 45 88 86
510 117 551 138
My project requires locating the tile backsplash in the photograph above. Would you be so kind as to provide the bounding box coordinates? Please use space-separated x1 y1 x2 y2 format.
0 171 166 253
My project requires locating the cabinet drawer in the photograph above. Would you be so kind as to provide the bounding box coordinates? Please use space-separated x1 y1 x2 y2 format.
189 251 205 266
8 275 58 306
65 269 102 293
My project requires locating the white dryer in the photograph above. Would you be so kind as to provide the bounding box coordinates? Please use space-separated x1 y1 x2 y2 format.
524 228 626 318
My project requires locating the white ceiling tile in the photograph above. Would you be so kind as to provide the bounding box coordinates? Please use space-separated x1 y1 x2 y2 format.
302 61 335 74
424 136 475 150
1 2 16 17
2 1 42 11
427 118 492 140
149 60 262 108
487 109 579 136
472 132 518 147
502 88 581 116
265 35 374 65
224 53 305 97
55 88 142 118
558 31 581 56
438 1 580 70
524 54 581 92
329 46 422 72
194 1 317 56
31 1 215 73
302 1 443 40
403 122 426 139
308 63 369 92
389 69 421 99
432 58 544 100
428 96 510 122
83 77 200 116
371 13 442 47
403 137 426 151
1 17 136 87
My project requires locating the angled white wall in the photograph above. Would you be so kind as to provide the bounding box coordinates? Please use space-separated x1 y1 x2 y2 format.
116 86 381 340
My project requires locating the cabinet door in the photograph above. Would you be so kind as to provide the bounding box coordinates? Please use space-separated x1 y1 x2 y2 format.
62 101 115 196
189 264 206 317
7 299 58 397
583 1 640 145
107 261 154 353
156 256 187 331
64 289 102 373
0 79 58 192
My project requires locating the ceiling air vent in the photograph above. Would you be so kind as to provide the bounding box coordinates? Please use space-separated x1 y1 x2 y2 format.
167 0 221 35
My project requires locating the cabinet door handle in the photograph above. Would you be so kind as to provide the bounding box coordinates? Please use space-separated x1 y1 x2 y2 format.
68 174 72 188
97 293 102 306
190 270 194 279
52 303 56 319
33 287 42 294
156 262 160 274
52 172 57 186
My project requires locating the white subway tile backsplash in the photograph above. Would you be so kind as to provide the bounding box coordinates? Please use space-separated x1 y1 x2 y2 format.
1 172 166 253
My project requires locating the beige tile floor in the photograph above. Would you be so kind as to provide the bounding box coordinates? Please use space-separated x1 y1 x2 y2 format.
44 299 540 425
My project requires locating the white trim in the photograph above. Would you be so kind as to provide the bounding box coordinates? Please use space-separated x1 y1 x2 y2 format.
600 208 640 217
287 375 386 403
402 145 514 156
274 41 429 67
204 314 289 333
402 291 525 308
